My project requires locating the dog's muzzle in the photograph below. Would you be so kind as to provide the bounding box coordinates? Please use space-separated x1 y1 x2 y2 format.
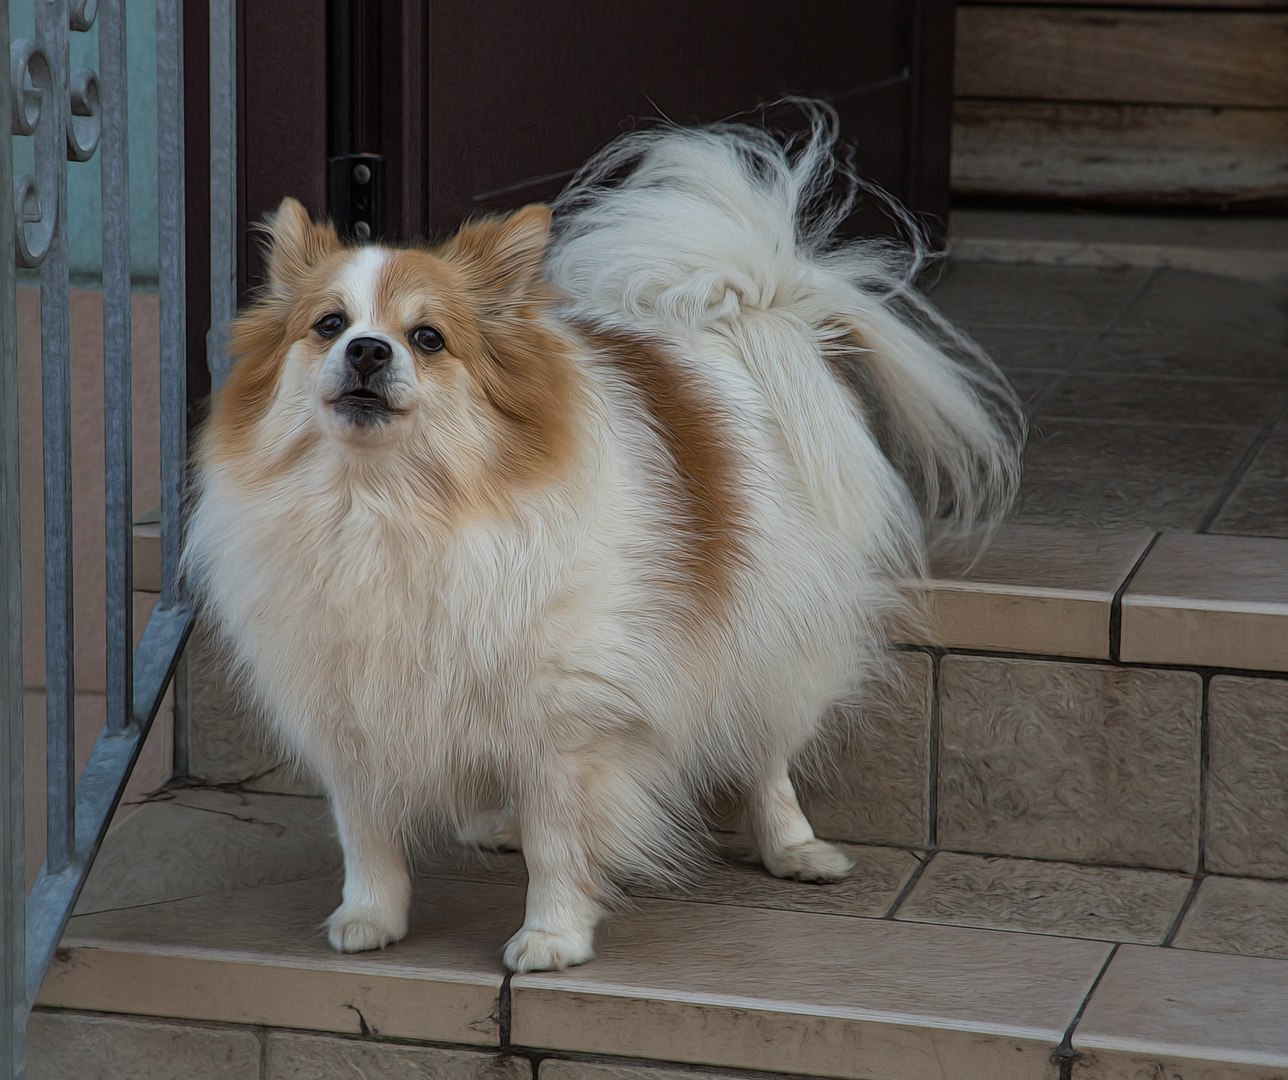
328 336 398 426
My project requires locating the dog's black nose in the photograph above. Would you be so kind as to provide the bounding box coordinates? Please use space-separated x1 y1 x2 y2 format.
345 336 392 379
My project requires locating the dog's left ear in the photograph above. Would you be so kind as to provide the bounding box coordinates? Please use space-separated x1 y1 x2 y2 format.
448 204 551 308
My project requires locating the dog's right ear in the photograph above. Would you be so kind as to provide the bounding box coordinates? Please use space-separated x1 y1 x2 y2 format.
261 198 340 296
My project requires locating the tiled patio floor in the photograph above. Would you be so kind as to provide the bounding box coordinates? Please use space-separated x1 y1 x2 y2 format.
926 262 1288 536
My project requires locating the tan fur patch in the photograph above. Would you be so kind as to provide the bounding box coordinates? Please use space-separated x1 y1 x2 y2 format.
583 323 746 623
377 242 581 497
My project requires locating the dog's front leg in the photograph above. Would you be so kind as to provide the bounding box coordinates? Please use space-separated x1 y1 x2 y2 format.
325 786 411 952
503 768 604 973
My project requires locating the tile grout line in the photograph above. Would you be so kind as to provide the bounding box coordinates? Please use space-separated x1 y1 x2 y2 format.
499 970 514 1047
1054 942 1119 1080
1197 674 1211 878
932 642 1288 682
927 649 942 850
1162 875 1203 949
1108 532 1162 663
1025 267 1163 421
1195 386 1288 533
882 848 937 920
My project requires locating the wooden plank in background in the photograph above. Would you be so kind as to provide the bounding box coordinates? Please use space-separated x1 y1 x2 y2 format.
981 1 1288 8
952 99 1288 202
956 6 1288 108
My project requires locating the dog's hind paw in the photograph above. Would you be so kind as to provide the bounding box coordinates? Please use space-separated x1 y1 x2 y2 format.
326 903 408 952
762 839 854 883
502 926 594 972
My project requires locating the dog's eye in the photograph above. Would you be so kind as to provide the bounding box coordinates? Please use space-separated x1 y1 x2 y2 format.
314 313 346 339
410 326 445 354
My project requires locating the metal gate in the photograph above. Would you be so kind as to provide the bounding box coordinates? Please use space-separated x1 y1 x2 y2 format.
1 0 194 1074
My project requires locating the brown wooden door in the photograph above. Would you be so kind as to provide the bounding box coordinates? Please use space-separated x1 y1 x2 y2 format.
240 1 957 292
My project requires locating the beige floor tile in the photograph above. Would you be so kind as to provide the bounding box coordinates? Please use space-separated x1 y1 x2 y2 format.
1086 325 1288 381
1206 677 1288 878
1119 533 1288 670
964 327 1094 373
897 852 1193 944
39 875 517 1045
927 262 1149 331
541 1061 753 1080
1114 269 1288 341
266 1032 529 1080
28 1010 261 1080
1014 419 1255 532
1236 427 1288 485
75 789 341 915
801 651 933 847
1172 876 1288 961
1041 374 1286 428
908 524 1154 658
938 657 1201 871
1210 428 1288 538
1210 478 1288 539
1008 370 1061 411
1072 944 1288 1077
632 836 921 918
411 832 919 921
512 899 1109 1080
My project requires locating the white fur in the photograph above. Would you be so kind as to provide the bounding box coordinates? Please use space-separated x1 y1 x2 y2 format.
186 116 1022 972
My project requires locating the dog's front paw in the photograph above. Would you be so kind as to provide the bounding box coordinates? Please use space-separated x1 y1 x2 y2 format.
763 839 854 883
326 902 408 952
502 926 595 972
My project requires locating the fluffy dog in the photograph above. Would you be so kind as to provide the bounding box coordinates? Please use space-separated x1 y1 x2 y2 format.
186 116 1022 972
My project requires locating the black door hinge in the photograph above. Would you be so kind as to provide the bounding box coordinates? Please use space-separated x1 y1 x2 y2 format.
328 152 387 241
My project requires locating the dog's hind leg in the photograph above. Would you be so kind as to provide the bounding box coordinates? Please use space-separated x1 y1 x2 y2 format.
748 759 854 882
325 788 412 952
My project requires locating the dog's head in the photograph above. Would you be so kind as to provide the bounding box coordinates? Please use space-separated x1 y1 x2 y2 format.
208 198 578 506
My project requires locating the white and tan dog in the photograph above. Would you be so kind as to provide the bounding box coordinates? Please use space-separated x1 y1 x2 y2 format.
186 116 1022 972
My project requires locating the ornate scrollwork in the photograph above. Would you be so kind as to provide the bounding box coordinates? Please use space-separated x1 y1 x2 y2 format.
10 38 48 136
66 67 100 162
69 0 99 33
11 38 56 268
10 0 102 269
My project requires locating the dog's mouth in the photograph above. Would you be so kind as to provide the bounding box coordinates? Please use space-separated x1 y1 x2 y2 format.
327 386 401 427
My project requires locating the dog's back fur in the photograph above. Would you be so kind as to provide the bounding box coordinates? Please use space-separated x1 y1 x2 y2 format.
185 113 1023 971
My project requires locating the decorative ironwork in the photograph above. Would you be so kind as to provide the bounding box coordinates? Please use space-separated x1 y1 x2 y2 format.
10 37 54 267
67 66 100 162
3 0 195 1075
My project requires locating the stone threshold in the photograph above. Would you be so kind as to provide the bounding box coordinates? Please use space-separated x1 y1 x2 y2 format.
950 209 1288 284
902 523 1288 672
37 870 1288 1080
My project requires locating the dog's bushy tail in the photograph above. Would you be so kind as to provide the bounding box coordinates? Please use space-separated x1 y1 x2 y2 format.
548 105 1024 542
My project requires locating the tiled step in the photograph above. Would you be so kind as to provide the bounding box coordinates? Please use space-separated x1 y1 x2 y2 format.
909 523 1288 671
32 791 1288 1080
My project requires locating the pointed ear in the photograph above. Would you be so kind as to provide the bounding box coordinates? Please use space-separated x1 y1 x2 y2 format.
447 204 551 307
260 198 340 295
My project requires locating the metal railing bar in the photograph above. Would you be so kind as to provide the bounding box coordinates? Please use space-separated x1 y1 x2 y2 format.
23 602 194 1006
100 0 133 738
208 0 237 392
1 0 29 1070
39 0 76 876
157 0 187 608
